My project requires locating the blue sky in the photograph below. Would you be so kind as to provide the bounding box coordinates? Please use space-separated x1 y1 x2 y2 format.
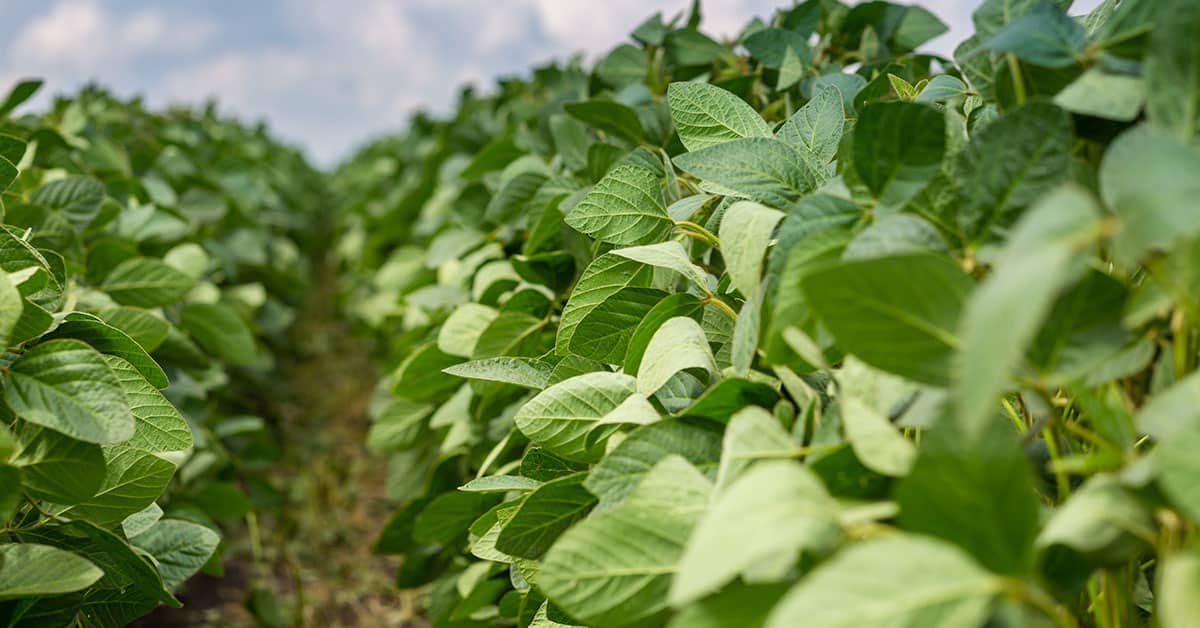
0 1 1102 165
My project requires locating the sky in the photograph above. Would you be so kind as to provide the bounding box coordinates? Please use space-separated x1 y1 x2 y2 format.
0 0 1104 165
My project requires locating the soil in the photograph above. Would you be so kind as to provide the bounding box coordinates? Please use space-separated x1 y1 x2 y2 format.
133 257 427 628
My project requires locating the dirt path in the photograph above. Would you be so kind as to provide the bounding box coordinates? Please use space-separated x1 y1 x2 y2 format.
136 258 424 627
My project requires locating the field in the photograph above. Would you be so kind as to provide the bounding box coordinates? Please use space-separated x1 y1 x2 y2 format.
2 0 1199 626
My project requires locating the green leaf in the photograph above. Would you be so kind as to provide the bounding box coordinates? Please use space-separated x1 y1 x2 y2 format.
459 475 541 493
47 315 169 389
102 355 192 453
716 407 795 488
975 0 1086 67
100 257 195 308
668 583 789 628
612 241 709 294
473 311 550 359
1053 68 1145 121
514 372 637 462
764 536 998 628
678 378 779 423
956 186 1100 435
896 413 1040 576
718 200 785 299
584 420 721 509
496 473 596 559
673 138 820 207
564 100 644 143
5 339 134 444
564 165 671 246
839 396 916 477
667 82 772 151
390 343 463 401
917 75 969 103
413 491 499 545
1100 126 1200 265
30 176 105 230
624 293 707 374
776 84 844 165
52 444 175 527
0 79 42 117
130 519 220 590
10 426 105 504
742 28 811 70
179 302 258 365
443 357 554 390
1144 0 1200 140
1035 475 1155 569
854 102 945 211
437 303 498 358
957 103 1073 240
802 253 974 386
97 307 169 352
637 316 717 395
571 287 666 364
0 543 103 601
557 253 653 356
671 461 841 605
539 456 711 626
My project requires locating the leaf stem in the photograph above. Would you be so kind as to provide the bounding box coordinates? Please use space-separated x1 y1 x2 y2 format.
1007 54 1027 106
1001 578 1079 628
675 220 720 247
704 295 739 321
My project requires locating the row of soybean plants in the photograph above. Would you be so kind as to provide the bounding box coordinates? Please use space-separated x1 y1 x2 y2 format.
336 0 1200 626
0 82 324 625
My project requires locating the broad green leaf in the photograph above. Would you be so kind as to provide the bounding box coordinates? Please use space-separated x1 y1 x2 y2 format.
957 103 1073 240
459 475 541 493
667 82 771 151
130 519 220 590
956 186 1100 435
1144 0 1200 140
0 79 42 117
917 75 969 103
565 165 671 245
102 355 192 453
624 293 707 374
802 253 973 386
1035 475 1155 569
5 339 134 444
100 257 194 308
179 302 258 365
438 303 499 358
841 214 947 261
1155 425 1200 522
584 420 721 509
716 407 795 488
765 535 998 628
47 315 169 389
514 372 637 462
839 397 915 477
612 241 709 294
854 102 945 211
496 473 596 559
776 84 844 164
1100 126 1200 265
975 0 1086 67
673 138 820 207
563 100 644 143
671 461 841 605
539 456 711 626
667 583 789 628
0 543 103 601
390 343 463 401
571 287 666 364
366 399 432 453
678 378 779 423
896 413 1039 576
413 491 499 545
557 253 652 356
30 176 105 230
52 444 175 527
122 503 164 538
473 311 550 359
97 307 169 352
10 426 105 504
443 357 554 390
637 316 716 395
719 201 784 299
1053 68 1144 121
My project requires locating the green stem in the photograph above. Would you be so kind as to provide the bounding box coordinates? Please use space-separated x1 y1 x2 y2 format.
675 220 720 247
705 295 738 320
1002 579 1079 628
1007 54 1027 106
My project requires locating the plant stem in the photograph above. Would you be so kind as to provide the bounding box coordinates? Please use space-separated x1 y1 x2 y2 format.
705 295 738 320
1007 54 1027 105
675 220 720 247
